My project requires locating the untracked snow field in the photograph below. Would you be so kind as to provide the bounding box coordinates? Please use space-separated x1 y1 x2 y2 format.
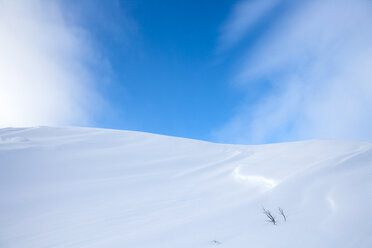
0 126 371 248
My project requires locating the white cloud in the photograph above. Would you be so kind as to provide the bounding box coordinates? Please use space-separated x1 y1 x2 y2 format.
218 0 279 51
216 0 372 144
0 0 104 127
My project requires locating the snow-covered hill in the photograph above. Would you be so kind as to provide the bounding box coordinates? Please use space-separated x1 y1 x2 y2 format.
1 126 371 248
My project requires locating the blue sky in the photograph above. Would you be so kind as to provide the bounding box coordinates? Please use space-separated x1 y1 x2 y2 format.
63 0 244 141
1 0 372 144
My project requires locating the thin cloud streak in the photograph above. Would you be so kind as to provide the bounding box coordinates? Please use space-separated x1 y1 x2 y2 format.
218 0 279 51
216 0 372 144
0 0 104 127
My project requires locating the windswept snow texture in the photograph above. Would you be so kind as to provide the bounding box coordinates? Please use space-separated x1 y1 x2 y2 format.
0 127 372 248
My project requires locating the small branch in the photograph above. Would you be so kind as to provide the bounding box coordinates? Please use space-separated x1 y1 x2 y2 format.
262 207 276 225
278 207 287 222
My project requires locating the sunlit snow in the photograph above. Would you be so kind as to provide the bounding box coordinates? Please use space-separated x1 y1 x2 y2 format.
1 126 371 247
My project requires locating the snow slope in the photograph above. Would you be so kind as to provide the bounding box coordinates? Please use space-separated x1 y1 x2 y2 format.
0 126 371 248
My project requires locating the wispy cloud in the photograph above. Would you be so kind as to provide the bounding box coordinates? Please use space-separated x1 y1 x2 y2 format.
0 0 109 127
218 0 280 51
216 0 372 144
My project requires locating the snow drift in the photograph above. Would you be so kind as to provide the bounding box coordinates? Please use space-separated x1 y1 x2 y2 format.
0 126 371 247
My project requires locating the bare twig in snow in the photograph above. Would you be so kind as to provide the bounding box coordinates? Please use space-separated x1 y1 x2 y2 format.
262 207 276 225
278 207 287 222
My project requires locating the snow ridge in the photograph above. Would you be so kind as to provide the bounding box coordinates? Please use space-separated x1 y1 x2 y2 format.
0 127 371 248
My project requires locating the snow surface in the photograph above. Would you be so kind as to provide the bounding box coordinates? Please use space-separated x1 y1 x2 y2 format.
0 126 371 248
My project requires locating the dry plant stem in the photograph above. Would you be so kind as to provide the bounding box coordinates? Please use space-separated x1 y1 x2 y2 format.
262 207 276 225
278 207 287 222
